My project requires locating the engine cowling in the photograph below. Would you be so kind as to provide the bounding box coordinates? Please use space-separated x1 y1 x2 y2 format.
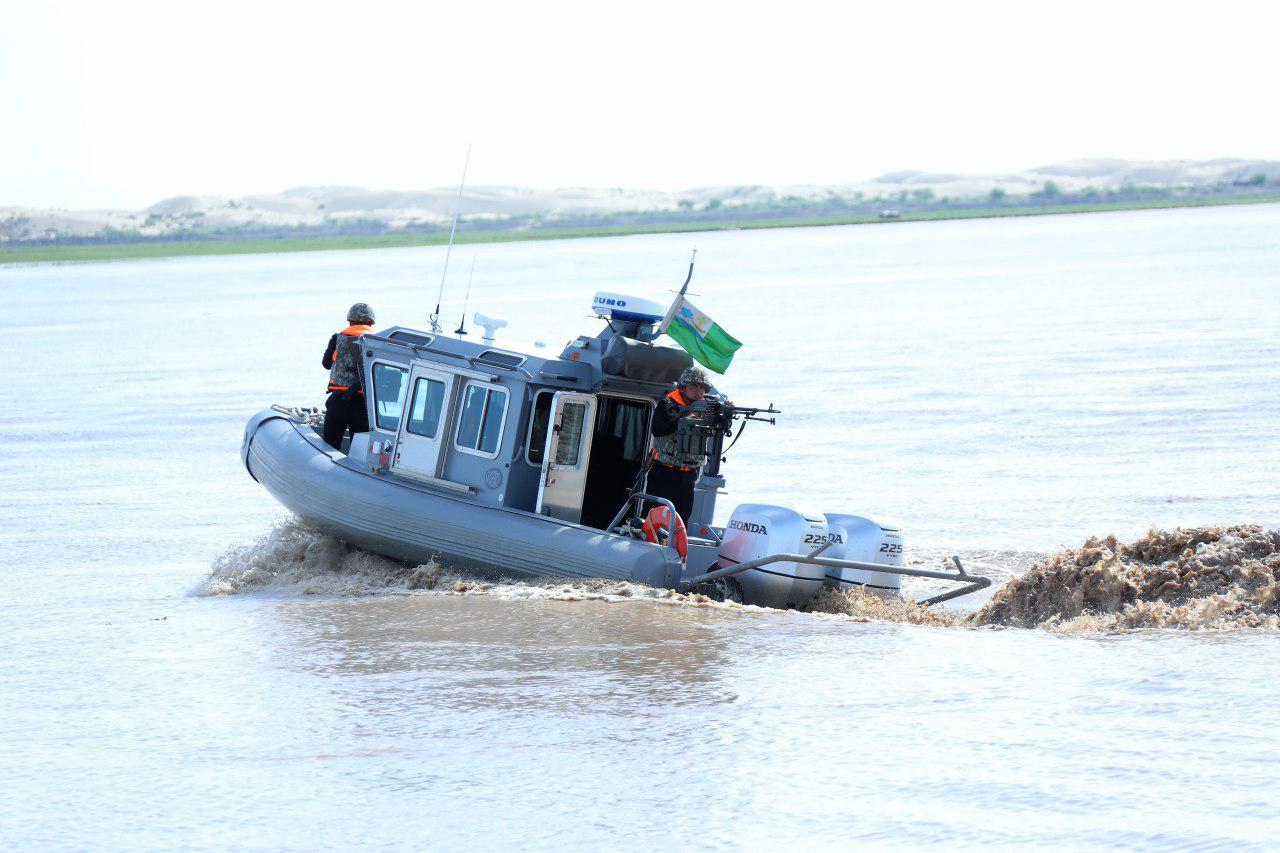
823 514 904 599
717 504 828 609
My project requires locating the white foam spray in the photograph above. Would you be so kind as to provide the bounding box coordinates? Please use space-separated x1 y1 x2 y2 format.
200 520 1280 632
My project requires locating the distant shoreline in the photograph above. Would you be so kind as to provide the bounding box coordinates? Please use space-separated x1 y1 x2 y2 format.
4 193 1279 266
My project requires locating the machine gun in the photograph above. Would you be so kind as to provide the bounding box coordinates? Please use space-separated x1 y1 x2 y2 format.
676 398 780 477
618 397 781 522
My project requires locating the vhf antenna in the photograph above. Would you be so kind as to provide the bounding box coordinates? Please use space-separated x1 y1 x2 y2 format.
430 144 471 333
455 255 477 336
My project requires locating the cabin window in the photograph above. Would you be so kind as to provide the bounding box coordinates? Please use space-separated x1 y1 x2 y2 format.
387 330 435 347
525 391 554 465
554 402 589 468
454 382 508 457
476 350 526 370
406 377 447 438
371 363 409 431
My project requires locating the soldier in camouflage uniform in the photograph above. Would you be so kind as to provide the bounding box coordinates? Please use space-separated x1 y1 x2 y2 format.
645 366 728 523
321 303 375 450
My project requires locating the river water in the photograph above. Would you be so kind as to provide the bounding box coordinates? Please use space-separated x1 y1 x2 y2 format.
4 204 1280 848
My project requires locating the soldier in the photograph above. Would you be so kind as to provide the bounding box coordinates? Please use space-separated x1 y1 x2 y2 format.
321 303 375 450
646 366 729 523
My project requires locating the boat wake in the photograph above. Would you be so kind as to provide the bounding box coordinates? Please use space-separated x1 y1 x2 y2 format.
197 519 761 610
200 520 1280 631
809 525 1280 631
199 519 422 597
971 524 1280 631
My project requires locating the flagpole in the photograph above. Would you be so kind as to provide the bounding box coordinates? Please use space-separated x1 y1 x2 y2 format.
657 249 697 335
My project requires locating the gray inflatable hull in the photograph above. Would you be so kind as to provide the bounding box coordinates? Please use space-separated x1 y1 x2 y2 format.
242 412 685 589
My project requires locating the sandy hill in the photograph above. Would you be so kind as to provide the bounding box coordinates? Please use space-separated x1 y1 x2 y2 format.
3 158 1277 242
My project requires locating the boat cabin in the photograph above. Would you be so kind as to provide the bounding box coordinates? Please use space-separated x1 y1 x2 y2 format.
343 294 724 536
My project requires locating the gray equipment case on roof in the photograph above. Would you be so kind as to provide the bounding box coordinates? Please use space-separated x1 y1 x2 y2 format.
601 336 691 383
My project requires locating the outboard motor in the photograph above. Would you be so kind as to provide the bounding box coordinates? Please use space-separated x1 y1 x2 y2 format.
716 504 829 609
823 514 904 599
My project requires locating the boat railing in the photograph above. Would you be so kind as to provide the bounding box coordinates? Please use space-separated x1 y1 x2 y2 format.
606 492 688 561
680 541 992 607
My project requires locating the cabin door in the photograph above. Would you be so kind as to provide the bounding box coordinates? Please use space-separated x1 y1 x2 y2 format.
535 392 597 523
390 365 456 480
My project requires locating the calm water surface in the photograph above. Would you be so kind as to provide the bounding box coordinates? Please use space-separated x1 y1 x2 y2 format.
3 204 1280 848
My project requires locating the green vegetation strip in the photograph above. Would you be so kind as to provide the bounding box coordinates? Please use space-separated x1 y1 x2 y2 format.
5 193 1280 266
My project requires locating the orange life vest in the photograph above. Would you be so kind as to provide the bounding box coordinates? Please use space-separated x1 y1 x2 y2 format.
652 388 703 471
327 324 371 393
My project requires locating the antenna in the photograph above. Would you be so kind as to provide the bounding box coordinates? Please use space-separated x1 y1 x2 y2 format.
455 255 477 336
430 144 471 333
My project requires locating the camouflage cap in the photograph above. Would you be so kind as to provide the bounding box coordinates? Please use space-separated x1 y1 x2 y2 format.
347 303 375 324
678 366 711 389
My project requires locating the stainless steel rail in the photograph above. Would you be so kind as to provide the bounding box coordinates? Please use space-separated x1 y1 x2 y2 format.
681 550 991 607
608 495 992 606
607 492 685 562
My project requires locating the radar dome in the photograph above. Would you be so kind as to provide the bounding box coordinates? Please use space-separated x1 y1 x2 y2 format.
591 292 666 325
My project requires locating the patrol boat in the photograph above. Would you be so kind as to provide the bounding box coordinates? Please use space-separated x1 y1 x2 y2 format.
241 293 991 609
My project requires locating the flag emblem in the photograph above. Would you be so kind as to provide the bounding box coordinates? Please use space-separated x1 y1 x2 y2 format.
664 297 741 374
677 303 714 337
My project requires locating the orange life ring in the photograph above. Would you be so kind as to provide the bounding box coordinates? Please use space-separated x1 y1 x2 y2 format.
642 506 688 561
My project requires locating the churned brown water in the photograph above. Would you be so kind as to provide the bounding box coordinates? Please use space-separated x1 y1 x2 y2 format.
974 525 1280 631
5 204 1280 848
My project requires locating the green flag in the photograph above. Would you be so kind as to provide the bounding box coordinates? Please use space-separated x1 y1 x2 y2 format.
664 297 742 374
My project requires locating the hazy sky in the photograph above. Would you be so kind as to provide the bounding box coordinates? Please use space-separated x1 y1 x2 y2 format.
4 0 1276 209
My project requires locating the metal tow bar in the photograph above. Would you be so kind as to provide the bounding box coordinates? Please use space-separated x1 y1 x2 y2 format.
680 542 992 607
